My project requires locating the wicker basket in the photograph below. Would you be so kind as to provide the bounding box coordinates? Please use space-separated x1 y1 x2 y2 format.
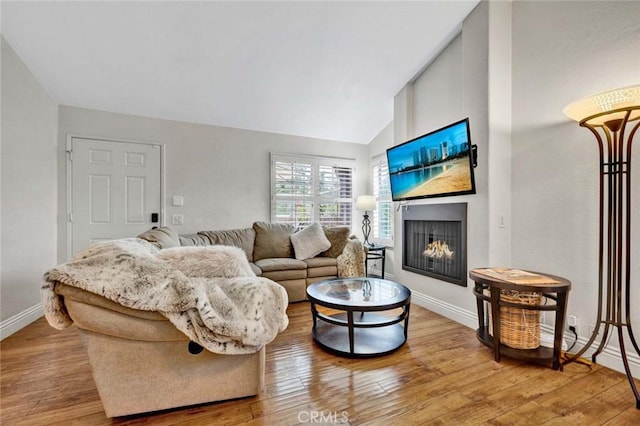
486 289 541 349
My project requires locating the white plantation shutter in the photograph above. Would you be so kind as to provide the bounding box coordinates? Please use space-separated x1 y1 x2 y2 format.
271 154 354 227
372 155 393 244
273 160 313 225
317 164 353 226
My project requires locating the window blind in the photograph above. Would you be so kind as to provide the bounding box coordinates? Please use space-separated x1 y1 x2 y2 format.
271 154 355 228
372 155 393 242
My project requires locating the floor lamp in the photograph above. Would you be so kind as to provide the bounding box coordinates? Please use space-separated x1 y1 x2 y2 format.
563 85 640 409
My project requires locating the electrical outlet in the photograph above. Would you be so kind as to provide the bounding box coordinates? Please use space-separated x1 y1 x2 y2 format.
567 315 577 327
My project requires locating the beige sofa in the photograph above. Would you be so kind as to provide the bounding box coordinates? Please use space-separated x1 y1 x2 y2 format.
43 235 295 418
55 284 264 418
137 221 366 302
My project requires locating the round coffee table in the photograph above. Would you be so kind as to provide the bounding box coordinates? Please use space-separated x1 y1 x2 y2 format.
306 277 411 357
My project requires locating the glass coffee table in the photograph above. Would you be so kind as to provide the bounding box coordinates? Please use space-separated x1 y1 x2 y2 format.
306 277 411 357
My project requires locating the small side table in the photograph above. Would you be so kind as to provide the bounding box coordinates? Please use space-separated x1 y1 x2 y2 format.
365 244 386 278
470 268 571 370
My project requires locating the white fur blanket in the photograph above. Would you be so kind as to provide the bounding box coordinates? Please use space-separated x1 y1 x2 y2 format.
42 238 289 355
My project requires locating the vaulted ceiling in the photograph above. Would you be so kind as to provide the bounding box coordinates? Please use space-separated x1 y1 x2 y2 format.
1 1 479 143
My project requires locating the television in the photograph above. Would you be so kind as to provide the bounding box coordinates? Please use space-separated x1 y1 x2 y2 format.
386 118 476 201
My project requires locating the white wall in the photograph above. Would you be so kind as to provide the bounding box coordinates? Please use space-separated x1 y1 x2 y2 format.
383 0 640 376
57 106 369 261
390 1 490 326
1 37 58 334
368 121 393 164
511 1 640 366
487 0 512 266
367 120 395 275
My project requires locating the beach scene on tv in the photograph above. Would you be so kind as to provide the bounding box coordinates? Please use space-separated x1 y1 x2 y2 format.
387 120 474 200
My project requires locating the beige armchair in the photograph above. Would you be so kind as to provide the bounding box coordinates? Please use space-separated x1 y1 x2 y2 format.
56 284 265 417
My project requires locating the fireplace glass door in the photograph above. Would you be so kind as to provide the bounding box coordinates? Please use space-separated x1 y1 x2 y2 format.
403 219 465 286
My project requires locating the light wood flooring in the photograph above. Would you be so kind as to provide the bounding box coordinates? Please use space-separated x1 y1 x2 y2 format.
1 302 639 425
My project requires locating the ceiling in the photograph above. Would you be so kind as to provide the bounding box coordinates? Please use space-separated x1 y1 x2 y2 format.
1 1 479 144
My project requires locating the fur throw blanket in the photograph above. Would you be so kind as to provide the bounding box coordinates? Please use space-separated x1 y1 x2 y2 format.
42 238 289 355
338 238 365 278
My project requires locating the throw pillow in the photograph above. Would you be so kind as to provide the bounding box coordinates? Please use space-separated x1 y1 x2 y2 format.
290 223 332 260
157 245 256 278
253 222 295 261
321 226 351 258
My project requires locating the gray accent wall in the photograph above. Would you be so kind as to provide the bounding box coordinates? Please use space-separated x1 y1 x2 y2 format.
1 36 58 328
390 1 490 321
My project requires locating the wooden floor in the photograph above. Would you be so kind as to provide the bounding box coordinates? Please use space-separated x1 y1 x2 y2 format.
1 302 639 425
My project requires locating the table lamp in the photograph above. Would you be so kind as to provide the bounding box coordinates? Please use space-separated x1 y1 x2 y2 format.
356 195 376 246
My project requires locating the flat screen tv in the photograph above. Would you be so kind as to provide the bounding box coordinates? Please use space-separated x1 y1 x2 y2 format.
386 118 476 201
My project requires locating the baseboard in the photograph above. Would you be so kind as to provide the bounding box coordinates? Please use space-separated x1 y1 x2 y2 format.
0 303 43 340
408 288 639 378
410 289 477 330
541 323 640 378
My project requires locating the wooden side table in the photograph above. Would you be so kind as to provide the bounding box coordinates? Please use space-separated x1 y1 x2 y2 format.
470 268 571 370
365 244 386 278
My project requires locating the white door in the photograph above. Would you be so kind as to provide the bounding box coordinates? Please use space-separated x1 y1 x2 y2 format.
69 137 162 256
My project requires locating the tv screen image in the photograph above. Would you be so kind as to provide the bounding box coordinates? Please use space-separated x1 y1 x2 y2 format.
386 118 476 201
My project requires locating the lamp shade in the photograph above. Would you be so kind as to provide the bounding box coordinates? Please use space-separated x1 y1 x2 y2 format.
356 195 376 211
563 85 640 126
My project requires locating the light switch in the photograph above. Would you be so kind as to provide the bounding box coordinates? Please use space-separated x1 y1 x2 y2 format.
172 214 184 225
172 196 184 206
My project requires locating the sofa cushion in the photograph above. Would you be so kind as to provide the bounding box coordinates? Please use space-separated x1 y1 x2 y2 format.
304 257 338 268
136 227 180 249
321 226 351 258
306 265 338 278
198 228 255 262
255 258 307 282
305 257 338 278
290 223 331 260
261 269 307 282
252 222 294 261
254 258 307 272
249 263 262 276
178 233 211 246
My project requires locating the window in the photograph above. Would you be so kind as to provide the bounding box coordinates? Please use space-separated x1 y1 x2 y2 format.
271 153 354 227
372 154 393 244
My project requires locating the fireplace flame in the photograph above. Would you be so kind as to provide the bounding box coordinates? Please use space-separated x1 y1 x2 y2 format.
423 240 454 259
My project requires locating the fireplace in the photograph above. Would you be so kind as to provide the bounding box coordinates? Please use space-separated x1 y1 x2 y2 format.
402 203 467 286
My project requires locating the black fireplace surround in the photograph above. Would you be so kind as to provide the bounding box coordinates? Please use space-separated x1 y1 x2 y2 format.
402 203 467 287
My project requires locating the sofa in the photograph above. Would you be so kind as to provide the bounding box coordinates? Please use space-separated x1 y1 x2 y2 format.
137 221 366 302
42 238 288 417
55 284 265 417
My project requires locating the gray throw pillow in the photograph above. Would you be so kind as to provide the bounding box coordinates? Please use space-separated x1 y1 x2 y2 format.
253 222 295 261
290 223 332 260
